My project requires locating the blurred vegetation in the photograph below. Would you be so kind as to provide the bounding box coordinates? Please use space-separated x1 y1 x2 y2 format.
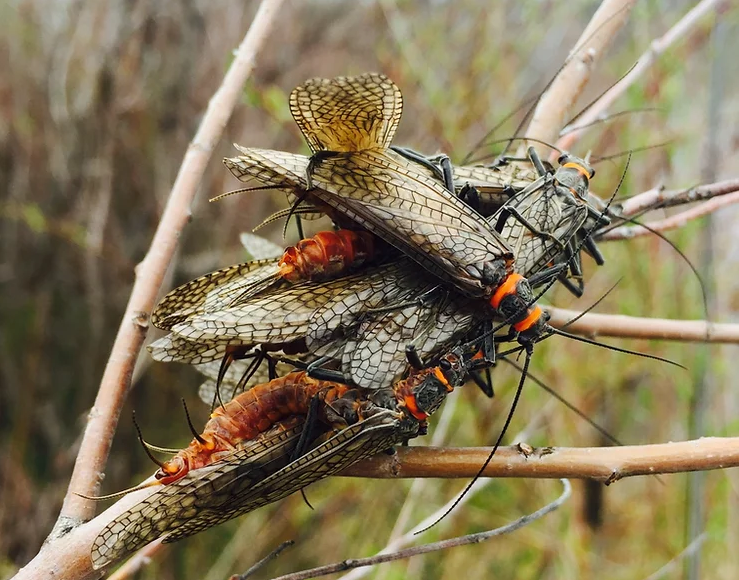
1 1 738 579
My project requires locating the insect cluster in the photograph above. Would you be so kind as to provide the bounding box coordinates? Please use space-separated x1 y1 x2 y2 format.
91 73 634 569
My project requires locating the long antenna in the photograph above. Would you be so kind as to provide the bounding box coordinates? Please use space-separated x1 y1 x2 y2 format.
181 399 207 445
415 345 534 533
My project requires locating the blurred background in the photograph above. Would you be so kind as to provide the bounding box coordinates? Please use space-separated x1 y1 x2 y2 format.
1 1 738 578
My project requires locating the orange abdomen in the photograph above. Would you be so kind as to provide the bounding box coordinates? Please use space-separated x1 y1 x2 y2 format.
278 230 376 282
156 372 351 484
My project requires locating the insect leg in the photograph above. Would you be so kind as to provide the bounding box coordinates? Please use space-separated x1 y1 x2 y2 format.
389 146 445 182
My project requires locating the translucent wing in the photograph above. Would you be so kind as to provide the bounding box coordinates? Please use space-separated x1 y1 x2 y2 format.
220 147 336 225
493 185 588 278
163 410 413 542
306 149 514 297
175 261 416 348
218 147 309 194
239 233 283 261
92 410 413 569
151 260 282 331
289 73 403 153
91 421 304 569
453 162 541 216
148 333 249 365
196 358 301 405
342 295 476 386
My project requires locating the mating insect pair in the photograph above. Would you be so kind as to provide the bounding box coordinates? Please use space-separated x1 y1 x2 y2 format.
91 343 481 568
94 73 631 567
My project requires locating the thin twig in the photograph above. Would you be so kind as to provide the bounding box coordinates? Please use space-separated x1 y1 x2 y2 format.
230 541 295 580
557 0 725 151
545 307 739 343
269 480 572 580
55 0 287 532
338 438 739 482
339 404 546 580
524 0 635 151
644 533 708 580
616 178 739 217
107 539 164 580
601 190 739 240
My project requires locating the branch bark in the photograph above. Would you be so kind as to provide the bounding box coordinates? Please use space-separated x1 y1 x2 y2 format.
615 178 739 218
557 0 726 151
545 307 739 343
339 438 739 482
50 0 287 543
602 189 739 240
524 0 635 151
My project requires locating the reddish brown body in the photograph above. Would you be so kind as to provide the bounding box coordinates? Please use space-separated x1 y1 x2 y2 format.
156 372 351 484
278 230 375 282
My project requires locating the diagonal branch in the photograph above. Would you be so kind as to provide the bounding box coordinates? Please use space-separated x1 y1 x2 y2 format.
53 0 287 538
557 0 726 151
524 0 635 151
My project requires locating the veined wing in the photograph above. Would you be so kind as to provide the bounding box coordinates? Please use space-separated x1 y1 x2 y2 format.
453 162 541 216
289 73 402 153
92 409 412 569
151 260 282 331
164 409 412 543
196 358 301 405
91 420 305 569
309 149 514 296
494 186 589 278
217 147 309 193
220 147 332 226
239 233 283 261
176 261 415 347
342 295 476 387
148 333 258 365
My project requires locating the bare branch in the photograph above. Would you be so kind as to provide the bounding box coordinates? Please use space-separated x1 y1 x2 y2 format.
107 539 164 580
269 480 572 580
56 0 287 531
339 438 739 482
16 433 739 580
557 0 726 151
602 190 739 240
615 178 739 217
545 307 739 344
524 0 635 151
230 541 295 580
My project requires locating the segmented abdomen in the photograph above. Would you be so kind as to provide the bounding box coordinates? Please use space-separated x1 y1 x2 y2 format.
157 372 351 483
278 230 375 282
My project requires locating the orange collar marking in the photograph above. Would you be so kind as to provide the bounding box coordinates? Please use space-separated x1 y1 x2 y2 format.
404 395 428 421
513 305 543 332
561 162 590 182
490 273 523 309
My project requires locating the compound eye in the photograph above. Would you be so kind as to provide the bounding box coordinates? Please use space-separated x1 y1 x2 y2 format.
440 359 452 370
558 153 568 165
589 167 596 179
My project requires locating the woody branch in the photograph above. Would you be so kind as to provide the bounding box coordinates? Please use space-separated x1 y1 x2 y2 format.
340 438 739 482
56 0 287 529
16 2 286 580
